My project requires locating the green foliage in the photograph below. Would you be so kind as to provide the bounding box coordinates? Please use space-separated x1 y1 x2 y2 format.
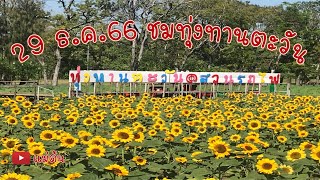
0 0 319 85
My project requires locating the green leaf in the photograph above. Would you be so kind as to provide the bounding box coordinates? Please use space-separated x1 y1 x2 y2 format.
127 170 151 179
292 163 303 172
297 158 316 166
221 159 241 166
88 157 113 170
77 174 99 180
184 164 198 173
19 165 45 177
142 139 163 147
280 174 298 179
197 153 213 159
245 171 267 180
175 174 186 179
147 162 162 173
295 174 309 179
191 167 211 179
64 163 86 175
32 173 53 180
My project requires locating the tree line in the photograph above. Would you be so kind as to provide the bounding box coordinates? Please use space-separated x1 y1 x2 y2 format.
0 0 319 86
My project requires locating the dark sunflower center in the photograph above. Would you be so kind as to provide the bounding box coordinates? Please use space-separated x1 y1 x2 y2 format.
262 163 272 170
92 149 101 154
305 144 312 149
7 141 15 148
82 136 89 141
283 168 290 173
44 133 53 139
66 139 75 144
118 132 129 139
245 146 253 151
251 123 258 128
215 144 227 153
291 152 301 159
34 150 41 154
113 168 122 174
7 178 19 180
134 134 140 139
112 122 118 126
86 120 93 124
316 152 320 158
137 158 144 163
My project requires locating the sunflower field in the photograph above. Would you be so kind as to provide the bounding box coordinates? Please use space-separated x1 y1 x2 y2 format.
0 93 320 180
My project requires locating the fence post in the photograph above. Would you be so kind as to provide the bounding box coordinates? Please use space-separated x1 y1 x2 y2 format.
93 82 96 95
37 86 40 101
287 83 291 96
14 82 17 98
34 81 37 100
245 83 248 94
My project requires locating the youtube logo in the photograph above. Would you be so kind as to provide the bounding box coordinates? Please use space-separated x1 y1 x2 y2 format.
12 152 30 165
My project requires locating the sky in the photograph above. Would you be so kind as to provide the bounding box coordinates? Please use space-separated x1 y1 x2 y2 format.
44 0 314 15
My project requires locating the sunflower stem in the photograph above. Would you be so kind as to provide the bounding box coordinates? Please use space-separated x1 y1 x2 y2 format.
121 145 125 163
133 146 137 156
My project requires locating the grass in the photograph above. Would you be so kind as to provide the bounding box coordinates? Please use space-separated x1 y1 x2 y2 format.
0 79 319 97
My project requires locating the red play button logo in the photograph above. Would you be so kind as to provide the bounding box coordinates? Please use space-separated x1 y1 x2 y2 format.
12 152 30 165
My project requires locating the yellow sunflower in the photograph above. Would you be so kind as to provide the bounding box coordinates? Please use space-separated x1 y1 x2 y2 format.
114 113 125 120
248 120 261 130
65 172 82 180
208 141 231 159
133 132 145 143
277 136 287 143
83 118 95 126
148 129 157 136
299 142 315 150
105 164 129 177
286 149 306 161
237 143 259 155
3 138 19 149
39 120 51 128
60 136 79 148
230 134 241 142
175 157 187 163
86 145 105 157
23 120 36 129
109 120 121 128
132 156 147 166
256 158 278 174
0 172 31 180
146 148 157 155
310 147 320 161
29 146 46 156
112 128 134 143
40 130 57 141
6 117 18 125
279 164 294 175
